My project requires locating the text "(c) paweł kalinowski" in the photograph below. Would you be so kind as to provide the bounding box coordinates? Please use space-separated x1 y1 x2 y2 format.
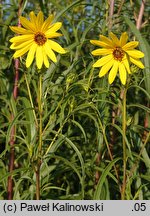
20 202 104 212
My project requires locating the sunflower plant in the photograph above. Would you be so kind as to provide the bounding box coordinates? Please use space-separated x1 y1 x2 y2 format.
90 31 145 199
9 11 67 200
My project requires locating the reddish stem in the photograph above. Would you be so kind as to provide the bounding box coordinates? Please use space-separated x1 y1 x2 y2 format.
7 60 20 200
7 1 23 200
94 152 101 189
108 0 114 30
136 0 146 30
7 114 15 200
135 0 148 145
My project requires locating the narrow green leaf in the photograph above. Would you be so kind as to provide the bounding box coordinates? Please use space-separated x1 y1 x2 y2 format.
94 158 121 199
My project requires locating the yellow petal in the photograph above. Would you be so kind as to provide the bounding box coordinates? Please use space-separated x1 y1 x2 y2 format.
9 26 31 34
45 32 62 38
10 39 34 50
122 41 139 50
43 51 50 68
120 32 128 47
44 42 57 62
10 34 34 43
26 43 37 68
108 61 119 84
109 32 120 46
36 46 44 69
122 55 131 74
13 43 31 58
36 11 44 29
48 40 66 54
126 49 144 58
93 54 113 67
99 59 114 77
119 63 127 85
20 16 36 32
41 14 54 32
130 57 145 69
99 35 113 48
91 48 112 56
46 22 62 33
90 40 112 48
29 11 37 27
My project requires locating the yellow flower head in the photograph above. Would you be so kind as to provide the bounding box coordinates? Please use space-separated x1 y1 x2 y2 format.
10 11 66 69
90 32 144 85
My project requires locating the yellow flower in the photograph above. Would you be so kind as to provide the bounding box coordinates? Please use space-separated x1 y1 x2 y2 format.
90 32 144 85
10 11 66 69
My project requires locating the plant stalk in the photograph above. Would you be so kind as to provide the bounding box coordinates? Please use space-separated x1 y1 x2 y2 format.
7 59 19 200
108 0 114 30
136 0 146 30
7 0 23 200
36 73 43 200
121 87 127 200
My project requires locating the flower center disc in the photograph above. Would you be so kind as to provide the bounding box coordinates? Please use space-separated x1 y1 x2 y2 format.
34 32 47 45
113 47 124 61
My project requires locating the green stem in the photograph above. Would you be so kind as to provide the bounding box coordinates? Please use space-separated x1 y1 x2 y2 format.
121 87 127 200
36 73 43 200
39 74 43 154
94 108 121 193
25 74 38 127
44 118 67 156
99 117 121 191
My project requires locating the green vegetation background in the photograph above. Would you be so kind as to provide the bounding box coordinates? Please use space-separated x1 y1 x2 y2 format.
0 0 150 200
